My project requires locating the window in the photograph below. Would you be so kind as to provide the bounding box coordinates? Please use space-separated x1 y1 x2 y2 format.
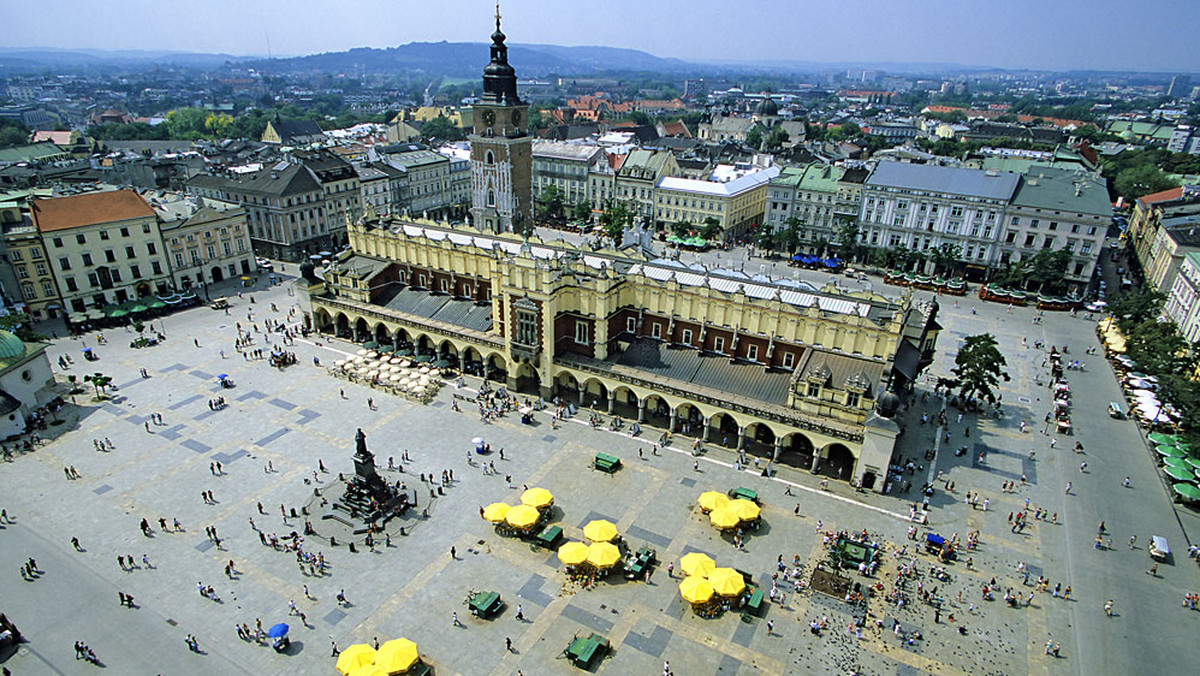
71 299 85 313
626 317 637 333
515 309 537 346
807 382 820 397
34 262 46 276
1048 222 1058 231
713 336 725 353
1081 242 1092 255
1023 234 1035 247
82 253 93 266
16 266 28 279
1005 231 1016 244
174 253 184 268
151 262 162 275
486 190 495 207
104 250 116 263
847 391 861 408
1088 226 1097 236
40 280 54 297
87 273 99 287
120 227 129 237
782 352 795 369
65 277 78 292
147 242 156 255
125 245 135 259
574 320 589 345
52 237 63 248
142 224 151 234
651 323 662 339
100 230 109 240
21 283 35 300
110 269 122 283
747 344 759 361
130 265 141 279
681 329 693 345
76 234 86 244
30 247 41 259
9 250 21 261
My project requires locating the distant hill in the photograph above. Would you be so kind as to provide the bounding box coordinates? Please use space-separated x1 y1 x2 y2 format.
245 41 695 77
0 47 239 71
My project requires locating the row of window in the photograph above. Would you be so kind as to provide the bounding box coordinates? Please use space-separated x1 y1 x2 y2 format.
56 242 157 272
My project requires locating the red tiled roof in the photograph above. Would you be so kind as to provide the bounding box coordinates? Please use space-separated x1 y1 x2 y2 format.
1138 186 1184 206
31 189 155 233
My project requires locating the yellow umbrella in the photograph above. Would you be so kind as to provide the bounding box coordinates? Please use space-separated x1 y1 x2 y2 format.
505 504 541 530
708 567 745 597
521 487 554 509
679 551 716 578
482 502 510 523
375 638 419 674
679 575 714 604
350 665 389 676
709 507 740 530
587 541 622 569
336 644 377 675
557 541 590 566
582 519 619 542
697 491 730 512
726 498 761 522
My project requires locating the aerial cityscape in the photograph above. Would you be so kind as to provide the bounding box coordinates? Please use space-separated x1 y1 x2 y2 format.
1 1 1199 674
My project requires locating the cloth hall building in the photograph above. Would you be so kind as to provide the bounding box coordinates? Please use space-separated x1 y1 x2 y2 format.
305 14 941 492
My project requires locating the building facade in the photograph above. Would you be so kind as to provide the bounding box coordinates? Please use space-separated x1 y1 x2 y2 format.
1000 168 1111 292
615 149 680 223
2 199 61 321
153 194 254 291
30 189 171 319
1164 251 1200 344
655 167 779 241
531 141 602 208
860 162 1019 274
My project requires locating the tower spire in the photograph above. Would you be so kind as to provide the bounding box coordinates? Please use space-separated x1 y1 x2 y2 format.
495 1 501 30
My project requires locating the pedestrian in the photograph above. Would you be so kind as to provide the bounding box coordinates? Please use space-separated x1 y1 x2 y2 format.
450 546 456 559
505 637 513 652
515 604 524 621
452 612 461 627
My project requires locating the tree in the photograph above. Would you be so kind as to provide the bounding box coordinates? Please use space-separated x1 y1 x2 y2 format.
777 217 802 253
930 243 962 276
0 312 46 343
421 115 464 141
834 221 862 262
745 126 763 150
951 333 1010 408
1025 247 1073 294
537 185 565 221
699 217 723 242
1114 163 1178 202
572 199 592 223
1109 288 1165 334
83 373 113 400
670 219 692 239
765 126 790 150
1127 320 1194 376
599 201 633 241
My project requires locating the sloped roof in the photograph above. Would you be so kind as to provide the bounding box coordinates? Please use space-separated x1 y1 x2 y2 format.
379 286 492 332
1011 167 1111 216
796 347 885 395
866 161 1020 201
32 189 155 232
614 338 793 405
268 119 324 143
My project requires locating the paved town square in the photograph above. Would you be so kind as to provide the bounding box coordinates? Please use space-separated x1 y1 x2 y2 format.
1 267 1198 676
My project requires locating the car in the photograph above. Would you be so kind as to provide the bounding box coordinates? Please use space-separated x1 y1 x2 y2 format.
1086 301 1107 312
256 257 274 272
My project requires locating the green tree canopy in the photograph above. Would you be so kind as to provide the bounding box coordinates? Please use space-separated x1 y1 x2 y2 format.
745 126 763 150
572 199 592 223
951 333 1010 407
421 115 465 141
537 185 565 220
1110 287 1165 334
1113 163 1178 202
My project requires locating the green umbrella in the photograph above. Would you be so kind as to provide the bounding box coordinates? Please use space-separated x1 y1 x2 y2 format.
1173 483 1200 501
1157 444 1185 458
1163 456 1189 469
145 297 166 309
1148 432 1176 445
413 354 434 363
108 308 128 318
1163 466 1194 482
432 359 452 369
129 304 148 314
1184 457 1200 472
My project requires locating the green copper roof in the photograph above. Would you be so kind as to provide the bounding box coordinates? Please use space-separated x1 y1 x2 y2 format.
0 330 26 360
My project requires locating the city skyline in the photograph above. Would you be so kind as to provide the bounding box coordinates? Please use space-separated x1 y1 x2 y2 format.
3 0 1199 73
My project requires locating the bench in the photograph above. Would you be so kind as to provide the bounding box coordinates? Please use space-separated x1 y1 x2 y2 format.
594 453 621 473
745 587 764 615
566 633 608 669
729 487 758 503
469 591 503 618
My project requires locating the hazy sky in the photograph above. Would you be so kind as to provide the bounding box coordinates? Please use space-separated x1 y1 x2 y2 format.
5 0 1199 72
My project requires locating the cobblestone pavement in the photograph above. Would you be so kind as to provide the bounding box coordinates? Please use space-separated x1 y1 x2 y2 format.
0 267 1196 675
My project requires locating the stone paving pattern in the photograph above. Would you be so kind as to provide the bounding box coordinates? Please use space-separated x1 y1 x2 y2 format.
0 265 1197 675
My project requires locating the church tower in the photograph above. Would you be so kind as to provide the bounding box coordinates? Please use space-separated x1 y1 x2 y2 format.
470 4 532 234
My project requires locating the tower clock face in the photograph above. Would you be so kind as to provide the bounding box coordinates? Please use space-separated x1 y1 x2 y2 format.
512 110 522 126
481 110 496 126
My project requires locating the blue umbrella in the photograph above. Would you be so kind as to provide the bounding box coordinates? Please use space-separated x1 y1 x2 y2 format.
217 374 228 380
791 254 804 261
267 623 289 638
